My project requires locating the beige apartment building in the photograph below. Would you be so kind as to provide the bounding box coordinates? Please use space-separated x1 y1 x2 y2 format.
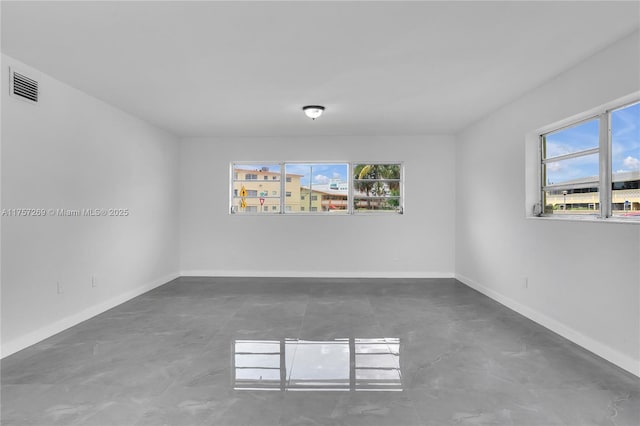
232 167 302 213
545 170 640 214
300 185 349 212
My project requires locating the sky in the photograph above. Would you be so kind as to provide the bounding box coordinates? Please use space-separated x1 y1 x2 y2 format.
545 102 639 185
234 163 348 187
285 163 348 187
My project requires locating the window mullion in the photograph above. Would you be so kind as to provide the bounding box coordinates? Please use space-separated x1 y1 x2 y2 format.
348 162 354 214
599 113 611 218
280 162 285 214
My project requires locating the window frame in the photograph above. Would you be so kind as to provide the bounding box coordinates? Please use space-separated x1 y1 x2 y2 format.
533 94 640 222
230 161 404 215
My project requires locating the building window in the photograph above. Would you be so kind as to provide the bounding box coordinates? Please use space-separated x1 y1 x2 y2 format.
537 98 639 220
230 162 404 215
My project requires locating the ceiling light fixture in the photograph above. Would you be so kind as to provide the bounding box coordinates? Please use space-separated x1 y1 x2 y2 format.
302 105 325 120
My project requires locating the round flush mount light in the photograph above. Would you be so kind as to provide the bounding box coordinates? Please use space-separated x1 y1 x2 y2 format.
302 105 325 120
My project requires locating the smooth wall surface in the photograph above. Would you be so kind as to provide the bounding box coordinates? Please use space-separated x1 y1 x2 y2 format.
1 55 180 356
455 31 640 375
180 135 455 277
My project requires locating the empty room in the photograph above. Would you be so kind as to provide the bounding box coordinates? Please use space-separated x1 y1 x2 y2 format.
1 1 639 425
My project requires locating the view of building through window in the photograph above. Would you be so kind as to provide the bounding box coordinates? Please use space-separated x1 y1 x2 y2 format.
541 101 639 217
611 102 640 216
231 162 403 214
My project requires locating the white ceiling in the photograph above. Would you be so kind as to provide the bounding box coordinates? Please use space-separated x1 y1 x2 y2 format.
2 1 639 138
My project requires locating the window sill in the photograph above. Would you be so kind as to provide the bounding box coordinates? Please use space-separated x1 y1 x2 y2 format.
526 215 640 225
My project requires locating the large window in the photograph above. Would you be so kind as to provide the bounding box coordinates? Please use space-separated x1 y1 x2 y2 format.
230 162 403 215
539 99 639 220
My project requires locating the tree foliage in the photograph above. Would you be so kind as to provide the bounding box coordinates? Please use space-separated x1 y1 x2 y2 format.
353 164 401 210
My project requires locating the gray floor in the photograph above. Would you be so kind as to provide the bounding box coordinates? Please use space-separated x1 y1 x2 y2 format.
2 277 639 426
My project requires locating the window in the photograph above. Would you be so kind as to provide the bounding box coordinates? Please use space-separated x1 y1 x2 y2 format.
231 164 281 214
230 162 404 215
353 163 403 213
541 118 600 215
537 98 639 220
611 102 640 217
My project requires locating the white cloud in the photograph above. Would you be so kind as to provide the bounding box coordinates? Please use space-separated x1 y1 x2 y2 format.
546 162 562 172
314 174 330 184
332 172 342 179
623 156 640 170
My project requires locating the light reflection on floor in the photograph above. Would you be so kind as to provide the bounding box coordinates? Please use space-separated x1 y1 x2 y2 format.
233 338 402 391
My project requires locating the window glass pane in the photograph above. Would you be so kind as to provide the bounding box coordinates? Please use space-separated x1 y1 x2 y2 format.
232 164 280 214
542 119 599 159
611 102 640 217
284 163 349 213
353 164 402 213
544 186 600 215
544 153 599 187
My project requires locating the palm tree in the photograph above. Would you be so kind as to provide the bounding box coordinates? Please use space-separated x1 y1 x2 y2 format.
353 164 400 210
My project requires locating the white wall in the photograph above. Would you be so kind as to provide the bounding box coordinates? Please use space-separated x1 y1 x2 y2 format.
455 31 640 376
180 135 455 277
1 55 180 356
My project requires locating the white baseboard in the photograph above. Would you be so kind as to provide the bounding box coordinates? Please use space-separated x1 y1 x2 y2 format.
180 270 455 279
1 272 180 359
455 273 640 378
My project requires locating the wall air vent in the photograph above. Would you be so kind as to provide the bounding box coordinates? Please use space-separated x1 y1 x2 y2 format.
10 68 39 103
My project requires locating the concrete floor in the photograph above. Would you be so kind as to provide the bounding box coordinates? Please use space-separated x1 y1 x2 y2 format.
1 277 639 426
